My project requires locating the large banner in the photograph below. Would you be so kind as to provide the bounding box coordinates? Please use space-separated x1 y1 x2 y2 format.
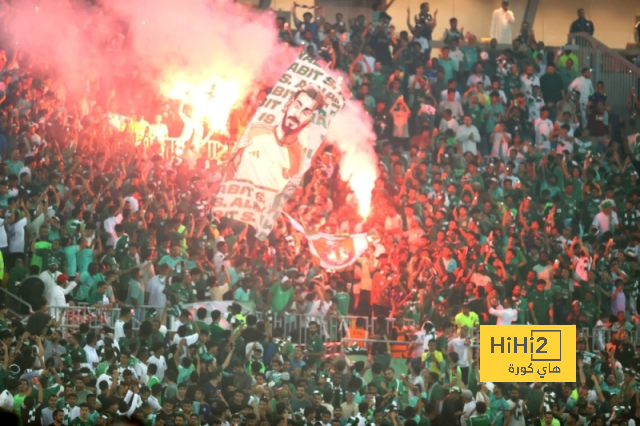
213 53 346 240
286 214 378 271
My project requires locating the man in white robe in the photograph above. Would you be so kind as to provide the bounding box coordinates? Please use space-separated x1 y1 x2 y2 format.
490 1 515 44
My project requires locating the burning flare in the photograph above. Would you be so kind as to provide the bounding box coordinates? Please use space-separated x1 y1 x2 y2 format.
166 77 242 135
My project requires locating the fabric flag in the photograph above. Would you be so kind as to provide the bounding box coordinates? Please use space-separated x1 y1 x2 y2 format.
286 214 379 271
213 52 346 240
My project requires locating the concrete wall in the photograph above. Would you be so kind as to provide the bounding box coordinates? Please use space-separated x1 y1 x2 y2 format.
266 0 640 49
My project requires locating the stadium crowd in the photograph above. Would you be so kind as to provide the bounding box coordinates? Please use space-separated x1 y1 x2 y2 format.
0 2 636 426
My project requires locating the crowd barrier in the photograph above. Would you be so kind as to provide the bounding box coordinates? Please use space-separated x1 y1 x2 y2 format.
153 137 226 162
46 305 629 356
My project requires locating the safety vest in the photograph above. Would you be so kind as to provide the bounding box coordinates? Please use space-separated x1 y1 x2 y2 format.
350 328 368 348
390 326 408 358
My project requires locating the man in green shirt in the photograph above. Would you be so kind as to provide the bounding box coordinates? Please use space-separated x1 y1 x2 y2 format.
118 244 139 287
125 268 144 310
334 282 350 316
580 291 600 328
158 243 187 273
65 334 87 365
426 372 444 406
114 225 129 263
209 310 225 345
165 274 195 306
369 362 387 395
305 321 325 367
488 384 509 426
268 279 294 314
87 282 110 307
528 280 553 325
469 402 490 426
69 403 93 426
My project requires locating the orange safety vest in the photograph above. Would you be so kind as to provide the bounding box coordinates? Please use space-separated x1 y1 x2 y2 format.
350 328 368 348
390 326 408 358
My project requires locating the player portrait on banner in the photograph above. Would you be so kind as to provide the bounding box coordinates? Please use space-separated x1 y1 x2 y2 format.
214 53 346 239
224 84 326 191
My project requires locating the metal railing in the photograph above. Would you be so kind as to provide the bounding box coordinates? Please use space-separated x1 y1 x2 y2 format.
161 138 226 162
568 32 640 116
0 287 33 318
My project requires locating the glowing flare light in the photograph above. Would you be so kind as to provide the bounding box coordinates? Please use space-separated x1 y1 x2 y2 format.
166 77 242 135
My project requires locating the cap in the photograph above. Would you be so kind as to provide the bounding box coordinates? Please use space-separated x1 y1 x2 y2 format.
462 390 473 399
451 386 461 393
600 199 615 210
56 274 69 284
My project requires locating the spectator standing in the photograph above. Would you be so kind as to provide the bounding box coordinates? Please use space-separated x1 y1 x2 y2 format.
540 64 564 119
568 68 595 127
569 9 594 36
490 1 515 45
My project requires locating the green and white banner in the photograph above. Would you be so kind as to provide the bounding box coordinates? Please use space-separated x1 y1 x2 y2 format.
213 52 345 240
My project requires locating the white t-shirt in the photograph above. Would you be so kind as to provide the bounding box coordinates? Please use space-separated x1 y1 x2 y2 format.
84 345 100 366
592 211 618 234
8 217 27 253
0 219 7 248
556 137 574 154
103 214 123 247
534 118 553 153
148 355 168 380
489 306 517 325
461 400 477 426
456 125 481 155
146 275 167 308
149 123 169 143
96 373 113 390
114 319 126 342
448 337 470 367
213 251 230 275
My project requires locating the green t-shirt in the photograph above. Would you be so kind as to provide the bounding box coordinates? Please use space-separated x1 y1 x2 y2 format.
115 235 130 263
168 283 195 305
525 389 543 415
469 415 490 426
13 393 26 424
76 272 99 302
69 416 93 426
370 375 387 394
42 383 62 404
61 245 80 277
269 283 294 313
87 291 108 306
529 291 552 324
372 353 391 369
65 345 87 363
77 249 94 275
306 334 324 366
95 361 110 377
334 292 350 316
125 280 144 306
5 159 23 176
428 382 444 403
209 323 225 345
158 255 186 272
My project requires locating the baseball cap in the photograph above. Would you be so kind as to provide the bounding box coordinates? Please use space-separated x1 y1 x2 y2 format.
56 274 69 284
